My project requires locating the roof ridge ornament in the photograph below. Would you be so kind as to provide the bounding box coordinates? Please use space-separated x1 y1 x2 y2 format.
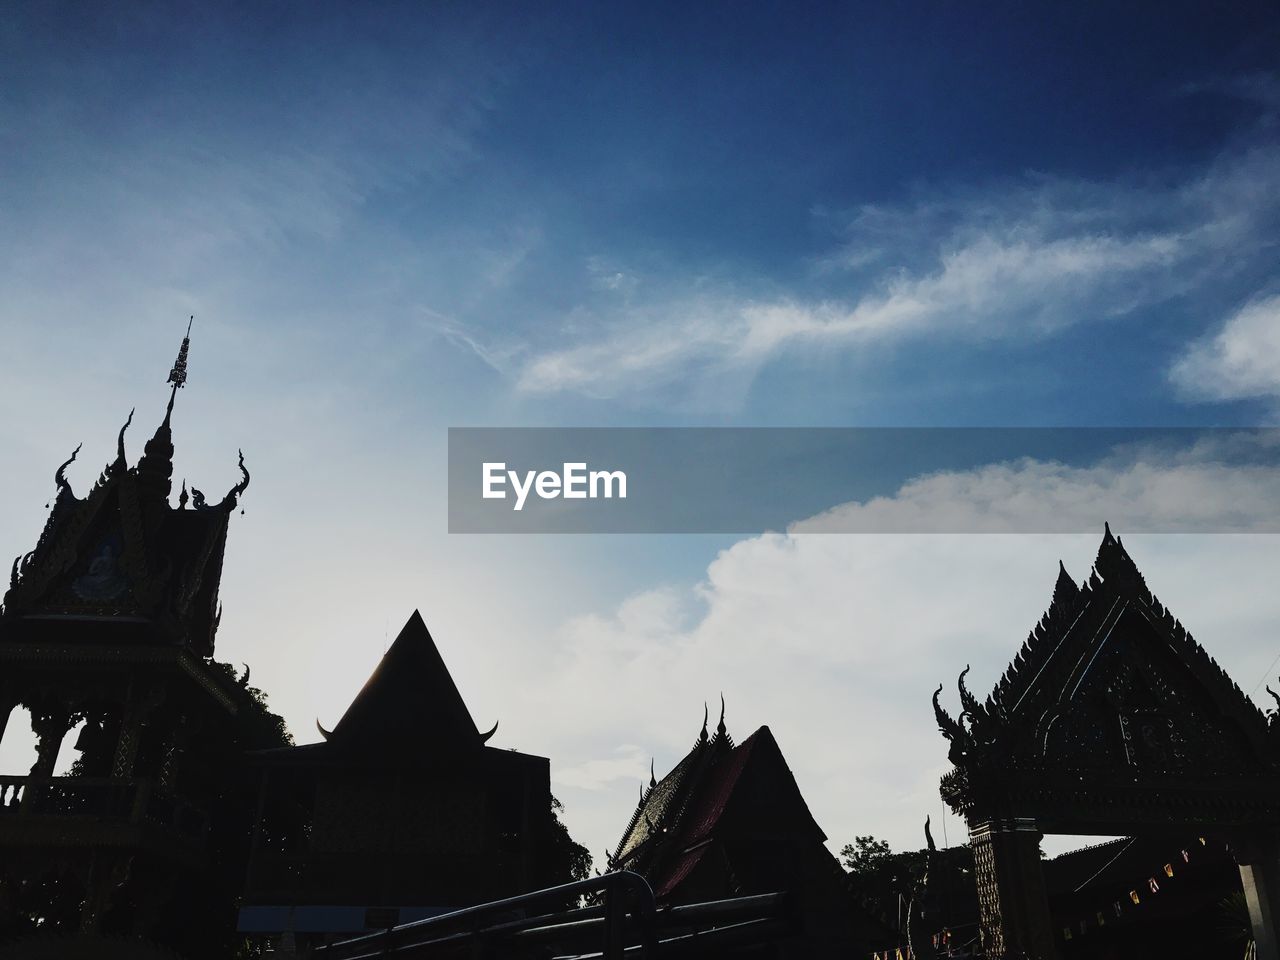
115 409 134 468
168 316 193 392
712 693 734 749
136 319 194 500
1091 520 1150 600
54 443 82 499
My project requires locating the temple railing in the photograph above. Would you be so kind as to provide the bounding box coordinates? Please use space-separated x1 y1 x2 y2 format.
314 870 661 960
0 775 208 840
311 874 795 959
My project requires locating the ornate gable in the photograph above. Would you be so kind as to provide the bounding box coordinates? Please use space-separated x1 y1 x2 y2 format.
0 323 248 656
934 526 1280 828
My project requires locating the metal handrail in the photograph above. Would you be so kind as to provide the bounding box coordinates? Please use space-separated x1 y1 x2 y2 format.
314 870 659 960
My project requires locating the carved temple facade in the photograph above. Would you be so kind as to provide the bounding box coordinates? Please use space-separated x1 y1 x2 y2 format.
933 525 1280 960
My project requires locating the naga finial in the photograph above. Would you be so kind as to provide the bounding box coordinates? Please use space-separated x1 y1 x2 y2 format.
479 720 499 743
933 684 966 742
649 757 657 788
958 665 981 719
54 443 82 496
233 449 250 497
716 693 727 737
699 702 709 743
316 719 333 741
115 409 134 465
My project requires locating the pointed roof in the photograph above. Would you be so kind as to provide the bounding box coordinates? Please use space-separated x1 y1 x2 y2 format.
1 322 247 655
612 703 738 869
981 523 1264 729
317 611 498 758
934 524 1280 821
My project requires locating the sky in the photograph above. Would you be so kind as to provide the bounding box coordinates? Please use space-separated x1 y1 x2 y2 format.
2 2 1280 866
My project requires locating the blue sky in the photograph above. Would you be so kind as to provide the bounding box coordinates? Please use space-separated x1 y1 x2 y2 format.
3 3 1280 863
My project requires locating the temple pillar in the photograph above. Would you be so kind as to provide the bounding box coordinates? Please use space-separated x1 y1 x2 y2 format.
1236 833 1280 960
21 706 71 812
969 818 1058 960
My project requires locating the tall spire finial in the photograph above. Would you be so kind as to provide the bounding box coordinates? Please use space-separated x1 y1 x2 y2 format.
168 316 193 391
136 318 192 500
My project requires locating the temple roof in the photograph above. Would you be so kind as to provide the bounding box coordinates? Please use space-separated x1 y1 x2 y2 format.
933 524 1280 819
612 703 829 901
313 610 500 759
1 322 248 656
612 700 737 869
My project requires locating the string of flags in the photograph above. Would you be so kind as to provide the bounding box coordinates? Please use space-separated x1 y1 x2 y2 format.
1061 837 1208 941
871 837 1220 959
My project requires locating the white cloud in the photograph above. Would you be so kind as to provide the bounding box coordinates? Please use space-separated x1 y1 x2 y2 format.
793 449 1280 534
519 445 1280 863
1171 294 1280 402
508 147 1278 401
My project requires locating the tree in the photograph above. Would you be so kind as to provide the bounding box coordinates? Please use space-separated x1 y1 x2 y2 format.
841 835 892 875
541 795 593 886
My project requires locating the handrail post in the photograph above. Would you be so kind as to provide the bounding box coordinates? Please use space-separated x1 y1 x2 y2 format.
603 879 623 960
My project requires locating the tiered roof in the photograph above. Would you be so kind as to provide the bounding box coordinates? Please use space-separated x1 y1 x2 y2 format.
1 322 248 655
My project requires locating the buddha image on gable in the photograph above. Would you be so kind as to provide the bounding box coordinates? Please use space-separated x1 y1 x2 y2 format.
72 534 129 601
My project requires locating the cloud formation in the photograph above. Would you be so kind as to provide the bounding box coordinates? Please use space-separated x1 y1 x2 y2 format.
530 443 1280 862
507 144 1278 401
1172 294 1280 404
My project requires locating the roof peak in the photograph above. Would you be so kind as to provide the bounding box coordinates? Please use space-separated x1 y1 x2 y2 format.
324 611 496 757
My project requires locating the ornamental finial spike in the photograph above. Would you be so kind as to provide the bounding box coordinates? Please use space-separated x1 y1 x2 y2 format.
168 316 193 390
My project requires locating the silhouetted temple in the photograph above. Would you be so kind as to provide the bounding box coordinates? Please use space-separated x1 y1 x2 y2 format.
239 611 564 946
932 526 1280 960
10 332 1280 960
0 325 265 957
612 703 894 957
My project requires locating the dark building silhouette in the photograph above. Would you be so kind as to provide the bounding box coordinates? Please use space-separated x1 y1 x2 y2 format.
873 833 1244 959
0 326 271 958
611 704 895 957
239 611 569 947
933 525 1280 960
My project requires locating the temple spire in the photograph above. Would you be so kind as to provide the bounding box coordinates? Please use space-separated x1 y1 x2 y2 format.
136 319 193 500
168 316 193 391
